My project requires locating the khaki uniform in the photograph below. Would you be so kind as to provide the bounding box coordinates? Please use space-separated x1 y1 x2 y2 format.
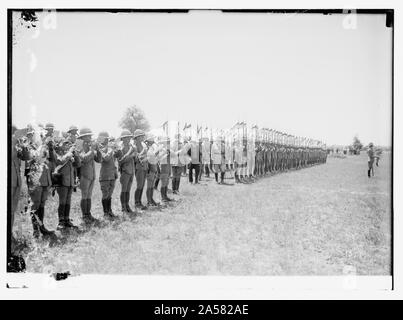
79 148 101 199
99 146 118 200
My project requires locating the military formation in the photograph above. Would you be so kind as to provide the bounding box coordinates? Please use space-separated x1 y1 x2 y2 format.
10 121 327 253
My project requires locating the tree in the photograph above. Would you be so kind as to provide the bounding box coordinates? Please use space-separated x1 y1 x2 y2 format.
351 135 363 154
119 105 150 134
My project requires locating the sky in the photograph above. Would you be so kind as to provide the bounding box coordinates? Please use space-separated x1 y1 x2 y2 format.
12 10 392 146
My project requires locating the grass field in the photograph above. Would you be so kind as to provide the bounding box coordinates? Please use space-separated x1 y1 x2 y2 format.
12 153 392 275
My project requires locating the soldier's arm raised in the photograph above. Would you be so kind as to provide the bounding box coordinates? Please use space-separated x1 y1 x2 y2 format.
101 148 114 162
80 149 94 163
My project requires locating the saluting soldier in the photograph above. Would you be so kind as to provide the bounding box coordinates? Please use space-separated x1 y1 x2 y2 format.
54 139 81 230
77 127 102 225
117 130 136 213
145 134 160 207
133 129 148 210
98 131 119 219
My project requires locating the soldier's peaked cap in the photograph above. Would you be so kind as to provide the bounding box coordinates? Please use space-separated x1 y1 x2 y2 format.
77 127 93 138
133 129 146 139
45 123 54 129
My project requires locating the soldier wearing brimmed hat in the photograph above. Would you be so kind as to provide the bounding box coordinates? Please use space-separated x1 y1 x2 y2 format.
98 131 118 219
145 133 160 206
54 138 81 231
133 129 148 210
77 127 102 226
367 142 375 178
117 130 136 213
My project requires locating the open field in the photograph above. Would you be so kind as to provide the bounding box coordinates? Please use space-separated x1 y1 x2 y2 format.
12 153 392 275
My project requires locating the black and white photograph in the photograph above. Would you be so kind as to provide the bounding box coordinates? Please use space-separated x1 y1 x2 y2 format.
2 1 399 299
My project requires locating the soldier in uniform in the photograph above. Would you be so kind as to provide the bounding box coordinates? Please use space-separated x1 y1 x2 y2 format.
133 129 148 210
211 136 226 184
170 133 189 194
25 126 56 238
98 131 119 219
201 137 211 178
77 127 102 225
188 137 201 184
66 125 80 189
145 134 160 207
54 139 81 230
225 136 234 180
367 143 375 178
158 136 173 202
117 130 136 213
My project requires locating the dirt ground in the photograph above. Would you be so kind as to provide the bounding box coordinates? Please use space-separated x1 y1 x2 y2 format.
12 152 392 275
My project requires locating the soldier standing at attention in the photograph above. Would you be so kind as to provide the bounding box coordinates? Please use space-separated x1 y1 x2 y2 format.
170 134 189 194
145 134 160 207
367 143 375 178
133 129 148 210
117 130 136 214
201 137 211 178
211 136 226 184
77 127 102 226
158 136 173 202
188 137 201 184
98 131 118 220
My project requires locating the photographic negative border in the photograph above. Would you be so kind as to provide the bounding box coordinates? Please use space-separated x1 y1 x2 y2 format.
5 6 395 293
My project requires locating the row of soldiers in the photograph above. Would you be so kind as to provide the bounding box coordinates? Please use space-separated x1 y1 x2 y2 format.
10 122 327 246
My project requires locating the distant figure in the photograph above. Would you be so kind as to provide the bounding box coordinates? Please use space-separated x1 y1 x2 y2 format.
375 148 382 167
367 143 375 178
